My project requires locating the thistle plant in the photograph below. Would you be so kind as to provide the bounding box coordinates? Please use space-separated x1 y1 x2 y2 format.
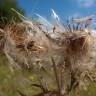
0 10 96 96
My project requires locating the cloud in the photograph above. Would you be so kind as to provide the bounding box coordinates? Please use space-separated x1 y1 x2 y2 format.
77 0 95 7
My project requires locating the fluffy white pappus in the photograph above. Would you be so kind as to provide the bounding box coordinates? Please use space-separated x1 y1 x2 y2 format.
22 19 34 28
36 13 52 27
51 9 60 21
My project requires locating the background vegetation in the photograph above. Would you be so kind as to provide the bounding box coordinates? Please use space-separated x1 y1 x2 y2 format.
0 0 24 28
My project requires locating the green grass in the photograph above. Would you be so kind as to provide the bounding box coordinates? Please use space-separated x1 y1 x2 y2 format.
80 83 96 96
0 54 17 96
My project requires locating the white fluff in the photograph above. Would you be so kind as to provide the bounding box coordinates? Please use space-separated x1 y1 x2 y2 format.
51 9 60 21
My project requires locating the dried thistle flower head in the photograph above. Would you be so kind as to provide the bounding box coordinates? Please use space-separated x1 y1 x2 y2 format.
1 10 96 95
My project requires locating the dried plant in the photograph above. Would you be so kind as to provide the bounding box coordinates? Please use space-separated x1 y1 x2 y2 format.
0 10 96 96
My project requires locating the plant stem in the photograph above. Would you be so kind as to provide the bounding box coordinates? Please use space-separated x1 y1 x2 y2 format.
51 58 61 96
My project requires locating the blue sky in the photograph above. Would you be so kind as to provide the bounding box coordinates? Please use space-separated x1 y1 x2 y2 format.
17 0 96 20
